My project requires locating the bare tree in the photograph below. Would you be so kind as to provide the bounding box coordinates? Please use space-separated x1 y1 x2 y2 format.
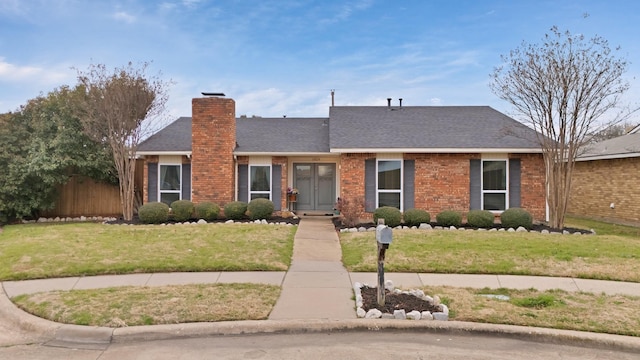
589 121 637 142
75 62 169 221
490 27 633 228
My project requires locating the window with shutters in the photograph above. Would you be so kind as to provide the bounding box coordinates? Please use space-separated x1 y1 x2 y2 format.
482 160 508 211
250 165 271 200
159 164 181 205
377 160 402 209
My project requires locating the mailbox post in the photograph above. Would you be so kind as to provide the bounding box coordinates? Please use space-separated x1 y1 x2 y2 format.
375 219 393 307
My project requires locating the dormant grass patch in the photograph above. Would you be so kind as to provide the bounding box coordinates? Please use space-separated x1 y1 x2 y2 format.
12 283 280 327
430 286 640 337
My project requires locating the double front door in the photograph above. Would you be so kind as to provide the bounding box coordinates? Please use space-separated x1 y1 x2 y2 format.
294 163 336 211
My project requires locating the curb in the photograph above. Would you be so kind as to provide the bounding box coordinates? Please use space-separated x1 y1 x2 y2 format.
0 283 59 345
110 319 640 353
3 284 640 354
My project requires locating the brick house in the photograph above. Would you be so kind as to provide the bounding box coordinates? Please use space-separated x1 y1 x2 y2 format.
137 94 547 221
568 125 640 225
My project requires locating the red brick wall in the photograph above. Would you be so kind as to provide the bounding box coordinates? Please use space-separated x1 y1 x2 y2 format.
191 97 236 205
339 153 374 220
338 152 547 222
515 153 546 221
406 153 477 215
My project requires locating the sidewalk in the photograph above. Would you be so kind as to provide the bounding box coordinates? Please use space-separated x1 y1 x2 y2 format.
2 216 640 348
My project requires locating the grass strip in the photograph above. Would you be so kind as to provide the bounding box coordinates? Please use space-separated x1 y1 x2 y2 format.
431 286 640 337
12 283 280 327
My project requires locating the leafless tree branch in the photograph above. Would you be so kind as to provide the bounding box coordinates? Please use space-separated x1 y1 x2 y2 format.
490 27 637 228
74 62 170 220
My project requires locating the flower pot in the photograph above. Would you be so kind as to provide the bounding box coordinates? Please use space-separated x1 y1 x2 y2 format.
288 194 297 202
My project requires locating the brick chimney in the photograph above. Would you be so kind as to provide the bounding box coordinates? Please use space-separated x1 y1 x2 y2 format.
191 95 236 204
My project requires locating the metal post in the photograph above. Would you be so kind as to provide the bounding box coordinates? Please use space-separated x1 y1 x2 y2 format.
377 241 387 307
376 218 386 307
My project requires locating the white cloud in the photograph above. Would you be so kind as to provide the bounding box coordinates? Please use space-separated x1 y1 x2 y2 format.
113 11 136 24
159 2 177 11
430 98 443 106
0 58 70 83
182 0 202 7
319 0 373 25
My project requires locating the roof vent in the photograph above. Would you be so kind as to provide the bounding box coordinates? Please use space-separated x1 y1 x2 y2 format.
201 92 225 97
387 98 392 108
399 98 403 107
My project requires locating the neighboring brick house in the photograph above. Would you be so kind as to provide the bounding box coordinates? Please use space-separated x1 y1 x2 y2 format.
137 94 547 221
568 125 640 225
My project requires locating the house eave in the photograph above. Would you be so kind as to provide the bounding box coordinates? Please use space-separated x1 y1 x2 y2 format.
576 152 640 162
233 151 338 157
329 147 543 154
136 151 192 157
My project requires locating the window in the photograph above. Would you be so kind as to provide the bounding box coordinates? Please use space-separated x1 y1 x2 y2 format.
377 160 402 209
250 165 271 200
159 164 181 205
482 160 507 211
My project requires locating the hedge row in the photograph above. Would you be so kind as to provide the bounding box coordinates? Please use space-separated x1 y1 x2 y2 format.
137 199 276 224
369 207 533 230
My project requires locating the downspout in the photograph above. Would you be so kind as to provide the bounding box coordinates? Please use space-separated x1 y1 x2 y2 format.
234 154 238 201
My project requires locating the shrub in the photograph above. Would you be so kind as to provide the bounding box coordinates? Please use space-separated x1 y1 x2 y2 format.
500 208 533 229
403 208 431 227
436 210 462 227
247 198 274 220
373 206 402 228
138 202 170 224
224 201 248 220
466 210 495 228
170 200 195 222
195 202 220 221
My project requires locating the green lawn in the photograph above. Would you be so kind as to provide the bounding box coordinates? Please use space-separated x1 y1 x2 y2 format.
0 222 296 281
565 215 640 237
341 221 640 282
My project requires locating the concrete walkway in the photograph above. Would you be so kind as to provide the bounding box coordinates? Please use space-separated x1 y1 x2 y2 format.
268 216 355 319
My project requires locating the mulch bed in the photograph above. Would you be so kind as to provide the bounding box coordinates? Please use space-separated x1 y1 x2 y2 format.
360 286 441 314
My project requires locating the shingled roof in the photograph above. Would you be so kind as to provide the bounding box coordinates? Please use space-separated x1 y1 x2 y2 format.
578 129 640 161
138 116 192 153
235 117 330 154
329 106 541 152
138 106 543 155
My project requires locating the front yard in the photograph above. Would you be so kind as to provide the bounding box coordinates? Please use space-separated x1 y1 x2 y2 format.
3 217 640 336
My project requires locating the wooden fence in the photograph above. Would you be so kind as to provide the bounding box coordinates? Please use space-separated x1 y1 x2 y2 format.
41 161 144 218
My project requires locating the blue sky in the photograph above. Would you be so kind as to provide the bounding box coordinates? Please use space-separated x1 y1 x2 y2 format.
1 0 639 123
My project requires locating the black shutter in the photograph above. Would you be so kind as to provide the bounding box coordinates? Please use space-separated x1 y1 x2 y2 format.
509 158 521 208
181 164 191 201
364 159 376 212
237 164 248 202
403 159 415 211
148 163 158 202
469 159 481 210
272 165 282 211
